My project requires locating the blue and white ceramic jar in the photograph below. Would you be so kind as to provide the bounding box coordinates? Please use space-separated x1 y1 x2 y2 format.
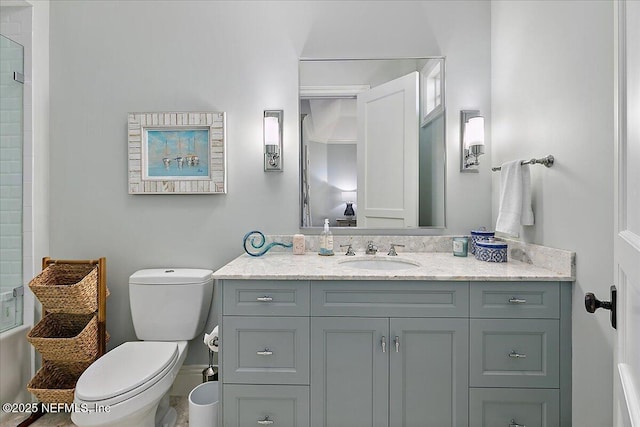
475 240 508 263
470 228 495 254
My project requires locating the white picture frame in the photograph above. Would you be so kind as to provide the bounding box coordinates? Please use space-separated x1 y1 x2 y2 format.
127 112 226 194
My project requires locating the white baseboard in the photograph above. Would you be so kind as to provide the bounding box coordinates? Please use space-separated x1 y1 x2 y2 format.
170 364 218 397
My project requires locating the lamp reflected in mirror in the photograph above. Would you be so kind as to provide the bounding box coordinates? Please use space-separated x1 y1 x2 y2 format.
342 191 356 217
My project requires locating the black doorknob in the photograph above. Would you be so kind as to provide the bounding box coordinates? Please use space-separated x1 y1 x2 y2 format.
585 285 617 329
585 293 611 313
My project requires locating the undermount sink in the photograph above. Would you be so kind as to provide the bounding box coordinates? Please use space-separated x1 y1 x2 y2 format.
339 257 420 271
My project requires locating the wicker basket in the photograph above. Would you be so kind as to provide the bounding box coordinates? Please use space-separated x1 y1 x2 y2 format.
27 361 89 405
28 264 108 314
28 313 101 362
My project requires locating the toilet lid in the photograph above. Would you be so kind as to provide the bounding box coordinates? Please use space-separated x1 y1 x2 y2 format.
75 341 178 402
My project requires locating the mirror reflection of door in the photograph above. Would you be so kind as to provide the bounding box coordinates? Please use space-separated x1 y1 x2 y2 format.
357 71 419 228
299 58 446 229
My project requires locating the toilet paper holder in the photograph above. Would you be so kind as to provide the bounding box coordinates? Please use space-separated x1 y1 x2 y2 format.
202 349 218 382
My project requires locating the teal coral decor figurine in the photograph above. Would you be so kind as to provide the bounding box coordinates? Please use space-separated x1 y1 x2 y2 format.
243 231 292 257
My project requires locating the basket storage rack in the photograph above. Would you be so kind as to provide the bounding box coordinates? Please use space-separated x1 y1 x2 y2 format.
22 257 107 425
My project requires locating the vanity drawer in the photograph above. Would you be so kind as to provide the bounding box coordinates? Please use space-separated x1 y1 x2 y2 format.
222 316 309 385
469 388 559 427
470 282 560 319
470 319 559 388
311 281 469 317
222 280 310 316
223 384 309 427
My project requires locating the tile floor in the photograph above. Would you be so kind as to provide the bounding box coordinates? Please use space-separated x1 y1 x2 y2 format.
0 397 189 427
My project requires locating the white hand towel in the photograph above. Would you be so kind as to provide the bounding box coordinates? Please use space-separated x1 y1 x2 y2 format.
495 160 534 236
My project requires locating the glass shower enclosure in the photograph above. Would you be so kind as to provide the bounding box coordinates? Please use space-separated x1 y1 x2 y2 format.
0 34 24 333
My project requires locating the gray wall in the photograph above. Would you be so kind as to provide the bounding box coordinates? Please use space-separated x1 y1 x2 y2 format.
49 0 491 365
491 1 614 425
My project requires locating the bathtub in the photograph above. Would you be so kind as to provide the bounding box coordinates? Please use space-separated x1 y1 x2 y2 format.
0 324 33 421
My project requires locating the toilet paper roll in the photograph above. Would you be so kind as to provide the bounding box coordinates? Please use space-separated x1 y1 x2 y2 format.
204 325 219 352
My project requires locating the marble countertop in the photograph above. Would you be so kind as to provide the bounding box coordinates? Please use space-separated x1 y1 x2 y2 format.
212 251 573 281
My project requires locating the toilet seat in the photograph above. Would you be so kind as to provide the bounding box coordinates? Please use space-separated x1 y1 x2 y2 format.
75 341 178 406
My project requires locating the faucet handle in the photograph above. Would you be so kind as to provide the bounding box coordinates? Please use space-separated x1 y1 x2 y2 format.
340 244 356 256
388 244 405 256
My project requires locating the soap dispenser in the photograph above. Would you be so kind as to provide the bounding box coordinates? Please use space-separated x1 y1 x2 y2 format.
318 218 334 256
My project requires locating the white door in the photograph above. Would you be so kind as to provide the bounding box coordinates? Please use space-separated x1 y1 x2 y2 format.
357 71 419 228
614 1 640 425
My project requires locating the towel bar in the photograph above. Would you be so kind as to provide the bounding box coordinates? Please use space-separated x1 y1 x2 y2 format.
492 155 554 171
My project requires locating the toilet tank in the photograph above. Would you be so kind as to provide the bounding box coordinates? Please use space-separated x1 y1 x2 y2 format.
129 268 213 341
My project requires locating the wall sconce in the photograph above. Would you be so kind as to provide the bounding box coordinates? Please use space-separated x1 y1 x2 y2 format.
460 110 485 172
264 110 283 171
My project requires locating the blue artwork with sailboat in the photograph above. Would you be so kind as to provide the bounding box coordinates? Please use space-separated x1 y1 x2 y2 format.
146 129 210 178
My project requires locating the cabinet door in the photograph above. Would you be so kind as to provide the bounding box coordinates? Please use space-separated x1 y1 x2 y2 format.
222 280 310 316
311 317 389 427
469 388 559 427
223 384 309 427
469 281 559 319
222 316 310 385
389 318 469 427
469 319 559 388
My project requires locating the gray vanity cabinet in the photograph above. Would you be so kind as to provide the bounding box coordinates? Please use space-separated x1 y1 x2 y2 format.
219 279 571 427
468 281 571 427
221 280 311 427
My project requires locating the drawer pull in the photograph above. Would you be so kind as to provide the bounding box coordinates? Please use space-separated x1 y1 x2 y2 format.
509 419 525 427
508 297 527 304
257 349 273 356
257 296 273 302
508 351 527 359
381 336 386 353
258 416 274 425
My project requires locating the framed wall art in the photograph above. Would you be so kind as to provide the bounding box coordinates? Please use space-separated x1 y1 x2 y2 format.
128 112 226 194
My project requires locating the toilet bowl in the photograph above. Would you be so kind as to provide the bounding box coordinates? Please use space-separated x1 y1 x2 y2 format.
72 341 187 427
72 268 213 427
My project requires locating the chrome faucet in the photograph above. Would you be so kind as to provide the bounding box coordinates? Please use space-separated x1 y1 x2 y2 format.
365 241 378 255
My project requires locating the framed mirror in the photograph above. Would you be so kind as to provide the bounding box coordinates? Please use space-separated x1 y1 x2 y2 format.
299 58 446 229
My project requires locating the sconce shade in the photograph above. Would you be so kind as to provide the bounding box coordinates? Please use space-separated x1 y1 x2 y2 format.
264 110 283 171
264 116 280 146
463 116 485 149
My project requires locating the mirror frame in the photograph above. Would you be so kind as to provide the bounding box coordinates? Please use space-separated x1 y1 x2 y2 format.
298 57 447 234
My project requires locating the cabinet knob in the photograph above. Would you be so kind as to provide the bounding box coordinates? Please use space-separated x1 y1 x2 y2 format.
394 336 400 352
258 416 274 425
585 285 617 329
381 336 386 353
257 296 273 302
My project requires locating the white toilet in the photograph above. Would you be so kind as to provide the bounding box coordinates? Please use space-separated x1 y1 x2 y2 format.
72 268 214 427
